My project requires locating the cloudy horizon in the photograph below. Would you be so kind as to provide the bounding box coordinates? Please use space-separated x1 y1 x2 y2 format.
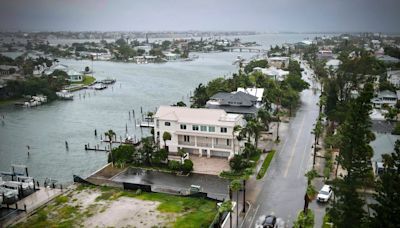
1 0 399 33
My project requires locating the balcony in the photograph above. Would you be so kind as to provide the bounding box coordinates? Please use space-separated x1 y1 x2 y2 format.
214 144 232 149
178 141 195 146
197 142 212 147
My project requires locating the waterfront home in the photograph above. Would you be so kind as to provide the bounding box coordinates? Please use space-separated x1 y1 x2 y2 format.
371 90 397 108
153 106 245 159
268 56 290 69
206 91 259 117
164 53 179 61
66 69 83 82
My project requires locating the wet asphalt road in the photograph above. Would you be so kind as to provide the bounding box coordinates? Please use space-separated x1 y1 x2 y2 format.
242 61 323 227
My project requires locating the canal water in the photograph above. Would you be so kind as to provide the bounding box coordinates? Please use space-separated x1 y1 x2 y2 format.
0 34 329 184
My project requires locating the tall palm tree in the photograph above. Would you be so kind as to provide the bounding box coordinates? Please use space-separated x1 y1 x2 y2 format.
257 108 272 131
233 125 242 155
230 179 242 228
105 129 116 165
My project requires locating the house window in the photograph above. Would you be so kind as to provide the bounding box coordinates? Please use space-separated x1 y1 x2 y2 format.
192 125 199 131
227 139 230 146
209 126 215 132
215 138 219 144
165 122 171 126
184 135 190 142
200 125 207 131
220 127 227 133
180 124 186 130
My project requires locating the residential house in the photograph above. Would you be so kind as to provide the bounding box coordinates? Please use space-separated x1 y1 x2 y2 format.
164 53 179 61
66 69 83 82
387 70 400 87
268 57 290 69
371 90 397 108
206 91 259 117
254 66 289 81
153 106 245 159
317 50 335 60
0 65 19 76
376 55 400 64
325 59 342 71
236 87 264 108
370 133 399 175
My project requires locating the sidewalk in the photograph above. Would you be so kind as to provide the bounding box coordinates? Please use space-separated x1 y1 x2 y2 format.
223 191 249 228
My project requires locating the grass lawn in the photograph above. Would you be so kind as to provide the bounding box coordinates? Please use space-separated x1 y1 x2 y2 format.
70 75 96 86
256 150 276 179
0 98 21 106
13 185 217 228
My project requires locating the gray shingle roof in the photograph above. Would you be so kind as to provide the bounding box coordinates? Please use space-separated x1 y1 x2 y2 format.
210 91 257 107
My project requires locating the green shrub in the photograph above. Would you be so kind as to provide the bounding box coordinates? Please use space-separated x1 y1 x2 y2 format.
168 160 181 171
393 122 400 135
293 209 314 228
256 150 275 179
181 159 193 173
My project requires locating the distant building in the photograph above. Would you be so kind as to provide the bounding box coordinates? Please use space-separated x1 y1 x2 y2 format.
325 59 342 71
153 106 245 159
371 90 397 108
376 55 400 64
268 57 290 69
387 70 400 87
317 50 335 60
0 65 19 76
164 53 179 61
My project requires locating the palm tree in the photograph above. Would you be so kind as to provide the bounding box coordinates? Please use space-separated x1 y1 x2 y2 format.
257 108 272 131
162 131 172 151
105 129 116 165
303 169 318 214
218 200 233 228
230 179 242 228
233 125 242 155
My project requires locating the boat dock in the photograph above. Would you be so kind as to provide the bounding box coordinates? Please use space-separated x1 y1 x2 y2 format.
1 187 63 227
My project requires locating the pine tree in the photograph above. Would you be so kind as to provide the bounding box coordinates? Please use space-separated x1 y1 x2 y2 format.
370 140 400 227
328 83 375 227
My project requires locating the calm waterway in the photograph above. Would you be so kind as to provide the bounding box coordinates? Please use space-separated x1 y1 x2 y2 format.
0 34 329 184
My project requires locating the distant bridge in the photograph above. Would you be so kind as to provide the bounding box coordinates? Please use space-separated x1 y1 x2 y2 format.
224 46 268 53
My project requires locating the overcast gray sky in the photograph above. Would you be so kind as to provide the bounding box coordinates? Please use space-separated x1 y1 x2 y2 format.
1 0 399 33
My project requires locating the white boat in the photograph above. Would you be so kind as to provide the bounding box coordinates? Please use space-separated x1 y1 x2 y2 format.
56 90 74 100
94 83 107 90
0 187 18 204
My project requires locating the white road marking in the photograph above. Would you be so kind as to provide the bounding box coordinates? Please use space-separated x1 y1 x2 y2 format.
248 204 260 228
297 132 313 178
284 115 306 178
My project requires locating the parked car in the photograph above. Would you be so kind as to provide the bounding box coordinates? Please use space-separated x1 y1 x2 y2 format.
317 185 333 202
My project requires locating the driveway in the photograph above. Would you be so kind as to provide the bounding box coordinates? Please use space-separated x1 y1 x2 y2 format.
190 156 230 175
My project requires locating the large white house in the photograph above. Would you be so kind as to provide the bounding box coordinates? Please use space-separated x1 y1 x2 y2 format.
153 106 245 159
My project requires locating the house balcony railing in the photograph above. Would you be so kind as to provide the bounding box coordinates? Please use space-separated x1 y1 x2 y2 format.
214 144 232 149
197 142 212 147
178 141 195 146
